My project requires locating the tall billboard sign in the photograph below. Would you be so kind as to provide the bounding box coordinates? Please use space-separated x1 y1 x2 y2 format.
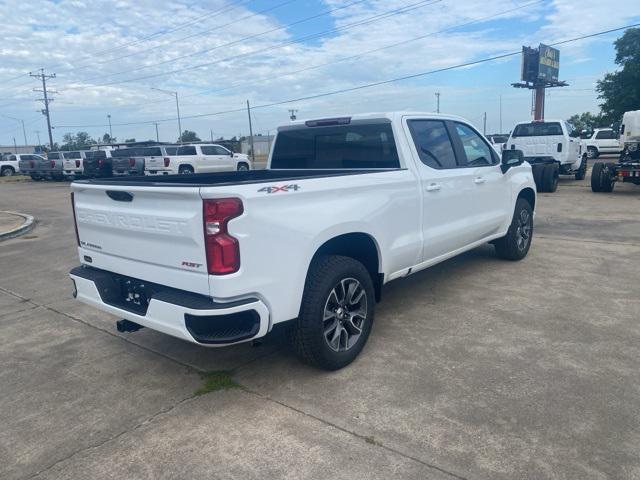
520 44 560 83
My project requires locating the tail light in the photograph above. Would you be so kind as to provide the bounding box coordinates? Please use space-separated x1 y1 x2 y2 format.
70 192 80 246
164 157 170 167
557 143 562 152
75 160 81 168
203 198 243 275
98 159 103 167
129 158 135 167
50 160 55 168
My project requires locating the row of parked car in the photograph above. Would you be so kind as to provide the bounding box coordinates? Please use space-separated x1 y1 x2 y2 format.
0 143 252 180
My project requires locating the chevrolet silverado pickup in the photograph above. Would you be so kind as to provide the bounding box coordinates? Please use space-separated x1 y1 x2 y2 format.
69 112 536 370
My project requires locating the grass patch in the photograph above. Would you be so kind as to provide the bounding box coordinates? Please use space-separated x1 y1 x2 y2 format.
194 370 240 396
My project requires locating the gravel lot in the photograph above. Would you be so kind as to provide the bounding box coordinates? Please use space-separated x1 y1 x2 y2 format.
1 164 639 479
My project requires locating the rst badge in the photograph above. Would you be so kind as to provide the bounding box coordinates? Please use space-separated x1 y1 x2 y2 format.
258 184 301 194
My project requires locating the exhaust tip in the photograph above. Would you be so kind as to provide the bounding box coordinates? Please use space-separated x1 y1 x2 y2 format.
116 319 144 333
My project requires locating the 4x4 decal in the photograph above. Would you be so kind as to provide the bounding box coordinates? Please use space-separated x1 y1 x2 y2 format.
258 184 301 194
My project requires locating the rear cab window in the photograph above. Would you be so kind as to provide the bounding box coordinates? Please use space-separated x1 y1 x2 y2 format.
66 151 82 159
49 152 61 160
512 122 563 137
271 120 400 169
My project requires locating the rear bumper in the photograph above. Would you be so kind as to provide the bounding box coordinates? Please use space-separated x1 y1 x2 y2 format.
69 266 270 346
145 169 174 175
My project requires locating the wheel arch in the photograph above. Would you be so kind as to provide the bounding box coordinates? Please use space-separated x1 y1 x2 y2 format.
307 232 383 302
517 186 536 211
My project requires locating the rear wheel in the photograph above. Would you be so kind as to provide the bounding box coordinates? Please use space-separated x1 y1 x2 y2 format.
587 146 599 159
532 164 545 192
237 162 249 171
601 162 616 192
575 155 587 180
30 174 42 181
1 166 14 177
542 163 559 192
290 255 375 370
494 198 533 261
179 165 194 175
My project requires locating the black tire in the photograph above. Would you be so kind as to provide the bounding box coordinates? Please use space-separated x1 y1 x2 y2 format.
237 162 249 171
587 146 599 159
542 163 559 192
30 174 42 181
179 165 194 174
290 255 375 370
600 162 616 192
532 164 545 192
575 155 587 180
1 166 14 177
494 197 533 261
591 162 604 191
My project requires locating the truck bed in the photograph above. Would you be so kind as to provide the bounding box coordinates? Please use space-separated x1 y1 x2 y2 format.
73 168 400 187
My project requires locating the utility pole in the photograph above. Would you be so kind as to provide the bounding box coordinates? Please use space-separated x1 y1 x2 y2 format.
107 114 112 139
151 88 181 142
288 109 298 121
30 68 56 149
210 129 214 142
247 100 255 163
435 92 441 113
13 137 17 153
499 95 503 133
154 123 159 142
483 112 487 135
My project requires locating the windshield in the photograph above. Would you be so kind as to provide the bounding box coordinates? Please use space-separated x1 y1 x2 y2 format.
512 122 563 137
271 122 400 169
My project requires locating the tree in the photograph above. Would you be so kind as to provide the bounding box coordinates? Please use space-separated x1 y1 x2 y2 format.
179 130 200 142
567 112 605 133
102 133 116 144
596 27 640 124
75 132 95 147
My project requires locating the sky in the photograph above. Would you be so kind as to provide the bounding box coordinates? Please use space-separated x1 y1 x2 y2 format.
0 0 639 147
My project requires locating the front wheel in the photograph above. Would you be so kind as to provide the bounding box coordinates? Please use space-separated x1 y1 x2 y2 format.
587 146 598 159
575 155 587 180
1 167 14 177
493 198 533 261
290 255 375 370
237 163 249 171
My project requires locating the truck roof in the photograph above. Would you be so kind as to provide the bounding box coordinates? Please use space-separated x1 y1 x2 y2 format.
284 111 471 129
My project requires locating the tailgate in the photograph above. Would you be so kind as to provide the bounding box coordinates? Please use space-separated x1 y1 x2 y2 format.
112 157 133 172
72 183 210 295
145 157 165 169
515 136 562 156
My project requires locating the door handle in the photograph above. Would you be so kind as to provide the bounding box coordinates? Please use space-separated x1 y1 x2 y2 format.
474 176 486 184
426 183 441 192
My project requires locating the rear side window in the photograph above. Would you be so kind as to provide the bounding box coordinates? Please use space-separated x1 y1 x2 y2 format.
164 147 178 155
201 145 230 155
8 155 17 161
49 152 61 160
271 123 400 169
595 130 615 139
177 146 197 156
512 122 563 137
407 120 457 169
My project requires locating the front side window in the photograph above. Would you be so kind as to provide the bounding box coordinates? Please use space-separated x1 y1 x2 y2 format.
213 146 230 155
407 119 457 169
271 123 400 169
596 130 615 139
455 123 496 167
200 146 216 155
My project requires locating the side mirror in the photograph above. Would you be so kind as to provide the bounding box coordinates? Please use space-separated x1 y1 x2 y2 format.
501 149 524 173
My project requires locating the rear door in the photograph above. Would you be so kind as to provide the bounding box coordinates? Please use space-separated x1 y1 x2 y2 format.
404 117 482 261
72 184 210 294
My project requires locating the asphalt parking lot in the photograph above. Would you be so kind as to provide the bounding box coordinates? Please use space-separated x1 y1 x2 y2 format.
1 163 640 480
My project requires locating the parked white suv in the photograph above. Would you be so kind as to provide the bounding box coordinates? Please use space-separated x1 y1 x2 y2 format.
145 144 251 175
1 153 22 176
70 112 536 370
63 150 88 179
582 128 621 159
506 120 587 192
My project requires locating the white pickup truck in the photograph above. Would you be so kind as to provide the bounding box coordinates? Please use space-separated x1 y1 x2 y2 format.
69 112 536 370
145 144 251 175
506 120 587 192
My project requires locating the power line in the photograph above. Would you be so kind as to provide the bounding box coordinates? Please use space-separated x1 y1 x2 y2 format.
53 22 640 130
63 0 442 89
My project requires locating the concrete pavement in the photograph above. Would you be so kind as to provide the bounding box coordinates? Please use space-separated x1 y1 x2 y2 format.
1 170 639 479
